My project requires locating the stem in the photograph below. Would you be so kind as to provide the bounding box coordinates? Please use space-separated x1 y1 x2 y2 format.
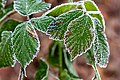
19 67 24 80
92 63 101 80
68 0 73 2
58 41 63 78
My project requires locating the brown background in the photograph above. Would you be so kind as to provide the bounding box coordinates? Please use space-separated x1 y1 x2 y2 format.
0 0 120 80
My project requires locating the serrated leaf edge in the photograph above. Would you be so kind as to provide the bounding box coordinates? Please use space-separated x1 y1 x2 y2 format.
11 21 40 76
25 21 41 76
95 33 110 68
93 18 110 68
30 16 55 34
83 0 106 31
90 13 106 32
0 31 16 68
14 1 51 16
64 14 96 60
46 9 84 41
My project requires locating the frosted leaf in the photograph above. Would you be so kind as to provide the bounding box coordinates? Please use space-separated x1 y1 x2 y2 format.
93 18 110 68
30 16 54 33
64 15 94 59
14 0 51 16
63 50 78 77
84 0 105 31
12 22 39 69
84 0 99 11
0 2 13 21
90 14 105 31
86 45 95 65
45 3 82 17
0 31 14 68
35 59 48 80
47 9 83 40
0 19 20 38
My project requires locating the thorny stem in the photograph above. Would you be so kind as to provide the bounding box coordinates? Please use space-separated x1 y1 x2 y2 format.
92 63 101 80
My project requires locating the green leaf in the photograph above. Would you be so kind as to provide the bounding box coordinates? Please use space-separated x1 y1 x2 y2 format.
47 41 60 67
63 50 76 75
47 9 83 40
64 15 94 59
48 41 79 78
93 18 110 68
14 0 51 16
45 3 82 17
90 14 105 30
86 46 101 80
0 3 13 21
30 16 54 33
35 59 48 80
1 0 7 7
0 31 14 68
84 0 105 30
12 22 39 69
86 46 95 65
63 50 79 78
86 45 102 80
0 19 20 39
84 1 98 11
61 69 80 80
61 69 72 80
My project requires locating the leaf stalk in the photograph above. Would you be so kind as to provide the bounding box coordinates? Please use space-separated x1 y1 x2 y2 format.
58 41 63 78
92 63 101 80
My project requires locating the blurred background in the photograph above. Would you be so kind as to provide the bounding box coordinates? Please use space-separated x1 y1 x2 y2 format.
0 0 120 80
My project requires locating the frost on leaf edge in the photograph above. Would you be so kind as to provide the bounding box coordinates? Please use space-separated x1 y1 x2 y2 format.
14 0 51 16
46 9 84 41
11 21 40 76
64 14 96 60
92 18 110 68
